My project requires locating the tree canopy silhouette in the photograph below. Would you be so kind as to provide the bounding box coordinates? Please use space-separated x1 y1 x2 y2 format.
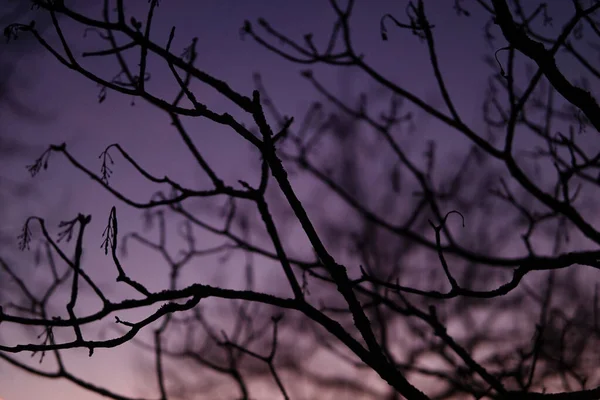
1 1 600 399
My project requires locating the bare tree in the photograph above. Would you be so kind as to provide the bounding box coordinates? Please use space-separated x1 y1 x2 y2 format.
0 0 57 305
1 1 600 399
0 0 38 245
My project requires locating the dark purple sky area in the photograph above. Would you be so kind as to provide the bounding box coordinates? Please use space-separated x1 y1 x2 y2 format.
0 1 585 399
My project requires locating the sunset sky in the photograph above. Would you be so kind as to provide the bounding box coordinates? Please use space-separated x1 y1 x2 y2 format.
0 1 591 399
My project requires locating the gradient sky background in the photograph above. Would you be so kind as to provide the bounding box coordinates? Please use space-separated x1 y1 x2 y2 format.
0 1 590 399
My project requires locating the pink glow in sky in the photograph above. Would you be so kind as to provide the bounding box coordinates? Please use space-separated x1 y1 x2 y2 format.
0 1 592 399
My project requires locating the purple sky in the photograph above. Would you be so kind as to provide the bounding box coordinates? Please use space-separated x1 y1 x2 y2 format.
0 1 589 399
